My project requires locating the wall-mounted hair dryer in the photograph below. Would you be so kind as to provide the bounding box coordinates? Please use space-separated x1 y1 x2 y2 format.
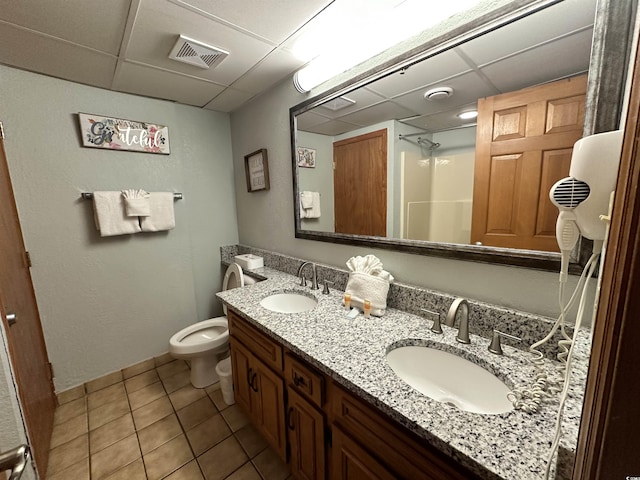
549 130 624 280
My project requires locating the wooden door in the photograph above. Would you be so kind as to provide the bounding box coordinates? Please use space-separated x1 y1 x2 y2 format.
333 129 387 236
287 388 325 480
331 427 396 480
253 358 286 460
471 75 587 251
0 130 56 477
229 337 253 414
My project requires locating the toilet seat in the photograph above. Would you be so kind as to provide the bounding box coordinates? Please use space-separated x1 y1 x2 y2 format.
169 317 229 356
222 263 244 315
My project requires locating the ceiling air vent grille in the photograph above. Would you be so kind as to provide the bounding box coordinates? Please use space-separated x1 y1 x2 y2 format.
168 35 228 69
320 96 356 111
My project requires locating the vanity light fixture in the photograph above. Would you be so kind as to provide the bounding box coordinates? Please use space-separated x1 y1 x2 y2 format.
424 87 454 100
457 110 478 119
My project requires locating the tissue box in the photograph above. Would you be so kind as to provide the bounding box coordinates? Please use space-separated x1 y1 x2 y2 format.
234 254 264 270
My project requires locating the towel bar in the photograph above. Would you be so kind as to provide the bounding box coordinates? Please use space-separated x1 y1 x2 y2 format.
81 192 183 200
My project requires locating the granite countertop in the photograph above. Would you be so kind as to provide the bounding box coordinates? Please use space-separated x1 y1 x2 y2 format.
217 266 590 480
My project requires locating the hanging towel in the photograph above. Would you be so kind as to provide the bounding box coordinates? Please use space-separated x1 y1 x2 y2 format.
121 189 150 217
344 254 394 316
92 191 142 237
302 191 321 219
300 191 314 209
140 192 176 232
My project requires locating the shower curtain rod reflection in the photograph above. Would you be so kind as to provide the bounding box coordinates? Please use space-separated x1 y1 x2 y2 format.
398 134 440 151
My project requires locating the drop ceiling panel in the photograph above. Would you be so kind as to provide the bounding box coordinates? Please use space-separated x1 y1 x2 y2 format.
314 87 388 119
0 0 130 55
406 104 479 133
123 0 273 85
231 48 306 94
480 30 593 93
307 119 364 137
296 110 333 131
113 61 225 106
392 72 498 117
204 87 254 112
337 101 418 127
174 0 332 44
366 49 471 99
458 0 596 66
0 22 117 89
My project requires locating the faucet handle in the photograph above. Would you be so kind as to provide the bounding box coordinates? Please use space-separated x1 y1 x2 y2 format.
321 280 333 295
299 276 307 287
420 309 443 334
488 330 522 355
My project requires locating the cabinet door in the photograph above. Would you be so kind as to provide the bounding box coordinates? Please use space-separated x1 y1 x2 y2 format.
254 358 287 460
287 388 325 480
230 337 253 414
331 427 396 480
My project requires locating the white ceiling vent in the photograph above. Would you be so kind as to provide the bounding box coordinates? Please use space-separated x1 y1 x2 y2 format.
168 35 228 69
320 96 356 111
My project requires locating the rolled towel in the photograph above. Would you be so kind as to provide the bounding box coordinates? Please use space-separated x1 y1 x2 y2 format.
121 189 150 217
140 192 176 232
344 272 391 316
346 254 384 275
92 191 141 237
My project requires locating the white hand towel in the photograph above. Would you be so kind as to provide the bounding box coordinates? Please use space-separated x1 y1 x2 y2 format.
140 192 176 232
92 191 142 237
300 191 314 209
344 272 391 316
304 192 321 219
121 189 150 217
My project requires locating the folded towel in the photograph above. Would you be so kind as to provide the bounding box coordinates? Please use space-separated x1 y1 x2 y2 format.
300 191 314 209
344 254 394 316
121 189 150 217
92 191 142 237
140 192 176 232
301 191 321 219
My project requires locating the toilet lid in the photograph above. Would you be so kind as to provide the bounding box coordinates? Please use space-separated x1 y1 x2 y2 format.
222 263 244 315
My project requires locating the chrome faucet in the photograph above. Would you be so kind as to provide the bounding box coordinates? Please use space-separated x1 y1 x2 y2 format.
297 261 319 290
445 297 470 344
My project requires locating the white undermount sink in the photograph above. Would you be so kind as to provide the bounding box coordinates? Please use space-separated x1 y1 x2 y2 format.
386 345 514 414
260 292 318 314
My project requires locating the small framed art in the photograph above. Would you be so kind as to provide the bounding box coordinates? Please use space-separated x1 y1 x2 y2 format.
244 148 270 192
297 147 316 168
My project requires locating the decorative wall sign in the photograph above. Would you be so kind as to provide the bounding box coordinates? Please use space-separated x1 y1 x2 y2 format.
244 149 270 192
297 147 316 168
78 113 170 154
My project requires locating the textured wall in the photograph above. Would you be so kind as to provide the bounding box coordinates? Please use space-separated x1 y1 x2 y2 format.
0 66 239 391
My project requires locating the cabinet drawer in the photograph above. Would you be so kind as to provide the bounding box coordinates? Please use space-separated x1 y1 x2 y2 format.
284 353 324 408
330 382 479 480
228 310 283 372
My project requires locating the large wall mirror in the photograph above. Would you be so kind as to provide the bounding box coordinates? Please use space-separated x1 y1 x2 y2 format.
290 0 634 271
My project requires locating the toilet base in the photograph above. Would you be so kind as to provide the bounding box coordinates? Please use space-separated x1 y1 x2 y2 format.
188 348 230 388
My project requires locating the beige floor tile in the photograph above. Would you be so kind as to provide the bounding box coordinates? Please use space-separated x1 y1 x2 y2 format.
163 459 204 480
88 396 131 431
154 352 174 367
53 396 86 425
138 414 183 454
88 383 127 411
50 412 88 449
169 384 206 410
143 434 193 480
89 413 135 454
122 358 155 379
227 462 262 480
103 458 147 480
186 413 232 456
45 456 89 480
90 433 140 479
47 434 88 476
252 447 290 480
56 385 85 405
128 381 166 410
86 371 123 394
207 387 229 411
125 369 160 394
197 436 248 480
177 396 216 431
132 396 174 431
220 404 249 432
235 424 268 458
161 369 192 394
157 359 189 380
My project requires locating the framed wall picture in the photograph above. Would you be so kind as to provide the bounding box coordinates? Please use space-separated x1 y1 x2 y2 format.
297 147 316 168
244 148 270 192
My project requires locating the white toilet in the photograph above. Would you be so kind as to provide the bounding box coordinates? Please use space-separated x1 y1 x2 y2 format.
169 263 255 388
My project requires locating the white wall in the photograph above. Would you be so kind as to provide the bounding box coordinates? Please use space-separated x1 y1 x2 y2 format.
0 66 239 391
231 77 590 319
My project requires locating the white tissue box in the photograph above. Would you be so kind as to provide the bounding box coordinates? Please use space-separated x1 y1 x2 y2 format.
234 254 264 270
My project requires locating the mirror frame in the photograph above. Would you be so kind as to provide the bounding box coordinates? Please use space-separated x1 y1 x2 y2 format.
290 0 634 272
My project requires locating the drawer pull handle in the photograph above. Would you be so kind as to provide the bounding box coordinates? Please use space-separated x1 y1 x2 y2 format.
287 407 295 430
246 367 253 387
293 373 307 387
250 372 258 392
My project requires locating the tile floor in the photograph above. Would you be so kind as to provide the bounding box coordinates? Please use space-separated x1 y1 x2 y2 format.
46 354 292 480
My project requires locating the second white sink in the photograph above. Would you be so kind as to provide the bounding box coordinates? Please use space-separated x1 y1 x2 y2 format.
386 345 514 414
260 292 318 314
